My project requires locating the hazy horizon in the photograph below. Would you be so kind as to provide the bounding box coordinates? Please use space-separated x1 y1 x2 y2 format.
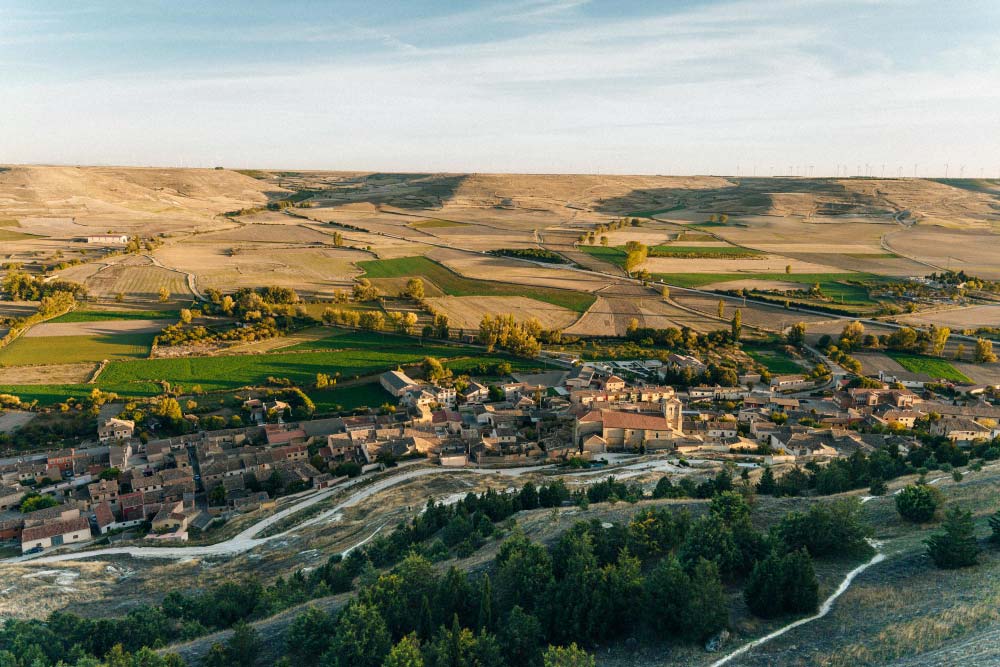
3 0 999 176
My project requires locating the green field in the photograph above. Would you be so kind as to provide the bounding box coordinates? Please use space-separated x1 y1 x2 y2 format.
285 329 469 356
0 333 155 366
358 256 595 313
0 329 557 405
888 353 972 383
649 244 762 258
309 381 393 413
652 272 881 304
0 384 98 405
577 245 626 264
581 244 761 264
410 219 469 228
745 346 805 374
50 309 180 323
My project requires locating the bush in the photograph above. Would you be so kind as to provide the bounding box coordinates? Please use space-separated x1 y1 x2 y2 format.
895 484 943 523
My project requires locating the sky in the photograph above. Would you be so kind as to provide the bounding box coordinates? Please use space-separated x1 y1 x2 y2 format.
1 0 999 175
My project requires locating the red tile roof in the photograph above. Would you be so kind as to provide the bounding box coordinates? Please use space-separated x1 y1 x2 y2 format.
22 516 90 542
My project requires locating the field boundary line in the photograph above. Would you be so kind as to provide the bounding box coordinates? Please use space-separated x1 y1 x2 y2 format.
87 360 108 384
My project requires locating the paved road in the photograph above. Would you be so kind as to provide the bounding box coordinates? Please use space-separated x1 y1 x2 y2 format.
5 463 550 565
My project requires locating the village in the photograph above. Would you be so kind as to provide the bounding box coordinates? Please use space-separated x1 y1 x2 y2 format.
3 347 998 558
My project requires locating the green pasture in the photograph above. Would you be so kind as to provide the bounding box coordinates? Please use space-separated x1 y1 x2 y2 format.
0 333 155 366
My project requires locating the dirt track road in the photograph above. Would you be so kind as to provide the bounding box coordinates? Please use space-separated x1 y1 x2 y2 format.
6 464 550 566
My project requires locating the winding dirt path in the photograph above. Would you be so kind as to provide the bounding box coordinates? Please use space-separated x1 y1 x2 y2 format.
709 546 887 667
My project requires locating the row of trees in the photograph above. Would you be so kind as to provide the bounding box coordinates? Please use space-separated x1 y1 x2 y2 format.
1 269 87 301
827 320 996 362
478 314 544 357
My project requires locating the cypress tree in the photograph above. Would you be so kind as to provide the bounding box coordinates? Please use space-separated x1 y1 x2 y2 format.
926 506 980 569
477 574 493 632
781 549 819 613
744 552 785 618
418 595 435 640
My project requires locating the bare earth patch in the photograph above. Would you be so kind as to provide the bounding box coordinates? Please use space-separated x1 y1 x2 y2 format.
0 362 97 384
24 319 170 338
0 410 37 433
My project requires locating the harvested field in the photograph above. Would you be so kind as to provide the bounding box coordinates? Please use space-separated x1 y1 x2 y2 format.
885 227 1000 278
643 255 842 274
24 319 169 338
155 245 366 296
564 285 717 336
952 361 1000 385
853 352 907 376
897 304 1000 330
424 296 579 330
191 223 334 244
429 247 613 293
84 257 193 300
0 362 96 384
670 292 839 331
409 218 469 228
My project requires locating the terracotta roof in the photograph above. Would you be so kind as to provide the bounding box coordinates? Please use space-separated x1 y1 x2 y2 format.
22 516 90 542
94 502 115 527
585 409 676 431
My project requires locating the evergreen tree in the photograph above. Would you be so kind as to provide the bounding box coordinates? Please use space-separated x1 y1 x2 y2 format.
744 552 785 618
225 621 261 667
926 506 980 569
896 484 943 523
990 510 1000 544
869 477 888 496
643 554 690 637
781 549 819 613
286 607 335 663
684 558 729 641
679 514 740 578
731 309 742 342
477 574 493 632
757 467 777 495
542 643 595 667
499 606 543 667
385 634 424 667
745 550 819 618
324 602 391 667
